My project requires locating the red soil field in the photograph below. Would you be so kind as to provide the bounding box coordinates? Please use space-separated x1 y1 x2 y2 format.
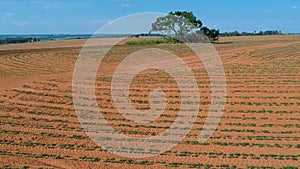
0 35 299 169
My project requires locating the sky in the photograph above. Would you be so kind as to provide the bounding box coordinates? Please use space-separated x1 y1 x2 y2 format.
0 0 299 34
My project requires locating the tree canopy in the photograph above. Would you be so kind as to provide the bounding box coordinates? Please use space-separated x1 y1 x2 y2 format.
150 11 219 42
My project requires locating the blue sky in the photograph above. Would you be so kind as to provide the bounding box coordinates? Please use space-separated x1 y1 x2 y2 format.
0 0 299 34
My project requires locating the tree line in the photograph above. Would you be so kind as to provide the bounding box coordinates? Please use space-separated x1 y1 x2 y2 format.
220 30 283 37
0 37 40 45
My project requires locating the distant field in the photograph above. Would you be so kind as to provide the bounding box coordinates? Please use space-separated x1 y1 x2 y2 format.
0 35 299 168
0 38 128 51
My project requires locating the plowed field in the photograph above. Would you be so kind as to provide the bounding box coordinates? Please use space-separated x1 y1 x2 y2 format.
0 35 299 169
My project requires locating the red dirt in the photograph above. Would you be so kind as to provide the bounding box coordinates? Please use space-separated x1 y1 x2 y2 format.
0 35 300 168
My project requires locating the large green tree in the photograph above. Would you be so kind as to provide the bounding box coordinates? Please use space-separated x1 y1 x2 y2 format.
200 27 220 41
150 11 219 42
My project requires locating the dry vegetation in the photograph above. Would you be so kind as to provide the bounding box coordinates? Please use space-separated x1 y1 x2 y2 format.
0 35 300 169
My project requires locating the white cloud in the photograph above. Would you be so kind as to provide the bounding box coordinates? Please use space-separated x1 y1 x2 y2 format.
108 0 129 2
77 19 110 25
29 0 90 9
108 0 131 7
292 6 298 9
121 3 131 7
14 21 29 26
4 12 14 16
